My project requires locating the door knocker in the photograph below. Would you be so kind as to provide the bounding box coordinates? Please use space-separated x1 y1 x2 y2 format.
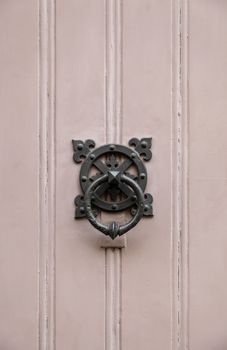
72 138 153 239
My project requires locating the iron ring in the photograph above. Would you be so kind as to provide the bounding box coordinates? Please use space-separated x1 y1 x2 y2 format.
84 173 145 239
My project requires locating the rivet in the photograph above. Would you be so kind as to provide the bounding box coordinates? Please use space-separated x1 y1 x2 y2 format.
141 141 147 148
77 143 83 150
144 204 149 212
131 152 136 159
109 144 116 151
90 154 95 160
80 207 85 214
81 176 87 182
131 195 137 201
140 173 146 179
112 204 118 210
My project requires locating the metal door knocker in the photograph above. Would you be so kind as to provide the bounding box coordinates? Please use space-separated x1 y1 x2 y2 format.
72 138 153 239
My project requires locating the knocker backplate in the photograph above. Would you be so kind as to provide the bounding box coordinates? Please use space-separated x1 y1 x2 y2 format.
72 138 153 221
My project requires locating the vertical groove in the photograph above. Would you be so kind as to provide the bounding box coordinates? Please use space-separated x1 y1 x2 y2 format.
38 0 56 349
105 249 122 350
171 0 189 349
48 2 56 349
115 0 123 144
182 0 190 347
105 0 123 144
104 1 123 350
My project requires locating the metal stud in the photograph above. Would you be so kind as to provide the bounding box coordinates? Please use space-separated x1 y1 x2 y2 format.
131 152 137 159
109 144 116 151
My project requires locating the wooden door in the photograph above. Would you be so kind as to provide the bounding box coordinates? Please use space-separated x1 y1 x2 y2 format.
1 1 227 349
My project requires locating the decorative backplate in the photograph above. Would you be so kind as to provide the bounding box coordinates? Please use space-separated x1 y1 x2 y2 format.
72 138 153 239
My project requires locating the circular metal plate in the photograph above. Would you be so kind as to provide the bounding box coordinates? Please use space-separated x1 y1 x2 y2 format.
79 144 147 212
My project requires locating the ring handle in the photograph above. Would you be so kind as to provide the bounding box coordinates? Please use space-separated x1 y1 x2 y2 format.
84 173 145 239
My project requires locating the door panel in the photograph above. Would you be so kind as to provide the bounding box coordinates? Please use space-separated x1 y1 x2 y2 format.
56 1 105 349
189 1 227 348
1 1 227 350
122 1 172 349
0 1 38 349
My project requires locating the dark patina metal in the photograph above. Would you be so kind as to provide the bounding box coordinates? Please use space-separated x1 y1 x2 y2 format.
72 138 153 239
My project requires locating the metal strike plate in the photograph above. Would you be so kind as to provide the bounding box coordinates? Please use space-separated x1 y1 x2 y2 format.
72 138 153 239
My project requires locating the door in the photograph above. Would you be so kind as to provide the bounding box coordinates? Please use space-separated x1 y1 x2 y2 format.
1 1 227 349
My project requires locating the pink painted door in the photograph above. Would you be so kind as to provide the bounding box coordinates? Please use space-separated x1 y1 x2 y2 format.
1 1 227 349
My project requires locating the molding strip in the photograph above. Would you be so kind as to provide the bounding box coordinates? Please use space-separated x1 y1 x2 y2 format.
38 0 56 349
171 0 189 349
105 248 122 350
104 1 123 350
105 0 123 144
